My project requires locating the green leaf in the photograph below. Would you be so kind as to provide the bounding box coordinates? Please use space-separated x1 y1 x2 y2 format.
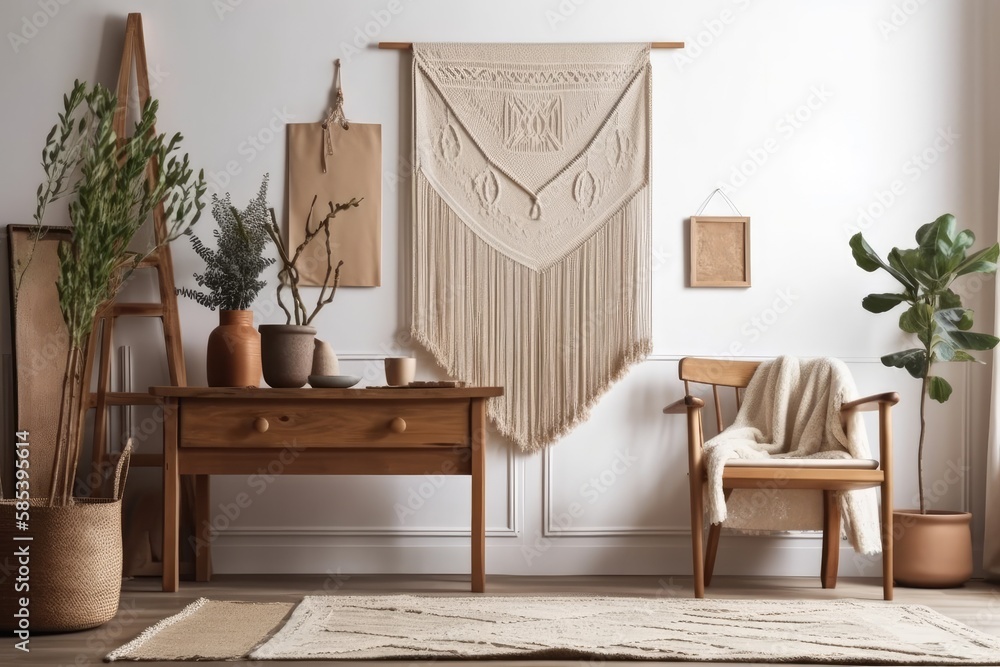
893 247 944 292
954 243 999 277
897 247 941 289
850 233 917 289
953 229 975 255
882 349 927 379
939 289 963 309
888 247 917 282
935 307 974 331
899 303 933 334
932 341 956 361
927 376 953 403
939 242 961 275
916 214 956 250
950 350 978 362
948 331 1000 351
862 292 909 313
849 233 882 272
915 214 958 278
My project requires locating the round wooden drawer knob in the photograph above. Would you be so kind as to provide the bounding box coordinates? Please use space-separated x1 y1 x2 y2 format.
253 417 270 433
388 417 407 433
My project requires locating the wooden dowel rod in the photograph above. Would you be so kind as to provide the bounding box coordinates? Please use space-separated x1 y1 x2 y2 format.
378 41 684 50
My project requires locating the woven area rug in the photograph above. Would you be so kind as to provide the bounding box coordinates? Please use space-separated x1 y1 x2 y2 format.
105 599 293 661
107 595 1000 664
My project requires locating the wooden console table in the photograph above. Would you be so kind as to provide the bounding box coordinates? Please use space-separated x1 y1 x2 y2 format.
149 386 503 593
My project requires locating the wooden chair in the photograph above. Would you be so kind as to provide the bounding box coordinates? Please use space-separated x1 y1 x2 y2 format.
663 357 897 600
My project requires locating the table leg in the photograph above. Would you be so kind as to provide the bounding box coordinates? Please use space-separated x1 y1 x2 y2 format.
195 475 212 582
471 398 486 592
162 398 179 592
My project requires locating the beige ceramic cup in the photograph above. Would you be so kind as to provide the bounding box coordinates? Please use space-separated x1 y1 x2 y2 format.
384 357 416 386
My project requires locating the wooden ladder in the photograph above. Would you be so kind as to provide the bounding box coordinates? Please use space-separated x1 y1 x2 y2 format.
85 12 187 476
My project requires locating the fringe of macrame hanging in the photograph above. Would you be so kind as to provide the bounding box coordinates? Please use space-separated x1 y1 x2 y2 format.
411 171 652 451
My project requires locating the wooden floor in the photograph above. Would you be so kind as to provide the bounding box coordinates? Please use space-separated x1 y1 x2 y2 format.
15 575 1000 666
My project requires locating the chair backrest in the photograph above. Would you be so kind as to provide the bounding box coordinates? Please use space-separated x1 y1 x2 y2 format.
678 358 762 434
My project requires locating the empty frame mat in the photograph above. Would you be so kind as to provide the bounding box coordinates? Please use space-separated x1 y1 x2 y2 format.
690 216 751 287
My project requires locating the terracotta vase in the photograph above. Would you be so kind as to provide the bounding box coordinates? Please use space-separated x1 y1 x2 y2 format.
259 324 317 388
892 510 973 588
206 310 262 387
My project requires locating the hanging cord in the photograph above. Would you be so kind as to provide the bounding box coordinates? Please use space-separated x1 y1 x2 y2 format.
321 58 351 173
695 188 743 216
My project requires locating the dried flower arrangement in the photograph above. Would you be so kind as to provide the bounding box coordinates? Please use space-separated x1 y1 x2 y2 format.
178 174 275 311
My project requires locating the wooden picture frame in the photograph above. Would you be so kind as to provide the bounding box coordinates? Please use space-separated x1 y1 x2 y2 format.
689 216 751 287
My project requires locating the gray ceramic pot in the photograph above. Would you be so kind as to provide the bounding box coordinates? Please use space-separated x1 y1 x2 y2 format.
259 324 317 388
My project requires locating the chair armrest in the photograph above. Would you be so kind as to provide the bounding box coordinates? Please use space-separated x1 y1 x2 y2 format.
840 392 900 413
663 396 705 414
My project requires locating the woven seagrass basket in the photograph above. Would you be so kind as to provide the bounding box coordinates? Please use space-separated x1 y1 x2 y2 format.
0 444 131 632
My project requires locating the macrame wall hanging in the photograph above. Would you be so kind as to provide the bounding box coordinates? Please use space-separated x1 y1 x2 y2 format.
411 43 653 451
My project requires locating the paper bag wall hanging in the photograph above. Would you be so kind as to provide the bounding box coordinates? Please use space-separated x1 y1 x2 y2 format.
287 64 381 287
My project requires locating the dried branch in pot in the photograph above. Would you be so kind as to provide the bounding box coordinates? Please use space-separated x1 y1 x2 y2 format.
265 195 362 325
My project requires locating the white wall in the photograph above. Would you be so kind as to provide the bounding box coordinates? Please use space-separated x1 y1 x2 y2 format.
0 0 996 579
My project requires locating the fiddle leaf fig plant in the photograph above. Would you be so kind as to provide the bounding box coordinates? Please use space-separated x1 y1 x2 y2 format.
850 214 999 514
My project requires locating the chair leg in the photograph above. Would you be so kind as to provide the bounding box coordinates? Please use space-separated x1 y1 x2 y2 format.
821 490 840 589
881 481 894 601
704 523 722 588
690 476 705 598
704 489 731 588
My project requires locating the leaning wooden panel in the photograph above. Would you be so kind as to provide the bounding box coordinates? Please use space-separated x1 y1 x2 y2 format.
7 225 73 498
689 216 751 287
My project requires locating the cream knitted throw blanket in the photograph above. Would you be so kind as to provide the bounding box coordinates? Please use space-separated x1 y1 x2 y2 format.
411 43 652 451
704 357 882 555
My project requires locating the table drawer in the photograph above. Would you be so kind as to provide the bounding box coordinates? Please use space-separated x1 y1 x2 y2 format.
180 399 470 448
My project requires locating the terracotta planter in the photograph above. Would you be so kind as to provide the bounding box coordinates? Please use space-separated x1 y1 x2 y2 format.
259 324 317 388
206 310 262 387
892 510 973 588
